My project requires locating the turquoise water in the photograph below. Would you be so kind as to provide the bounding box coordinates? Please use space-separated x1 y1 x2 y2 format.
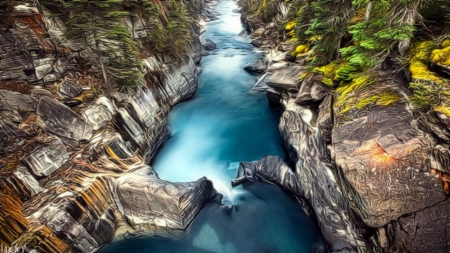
99 0 324 252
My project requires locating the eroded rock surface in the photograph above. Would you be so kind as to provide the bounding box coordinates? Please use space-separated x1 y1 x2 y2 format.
333 100 446 228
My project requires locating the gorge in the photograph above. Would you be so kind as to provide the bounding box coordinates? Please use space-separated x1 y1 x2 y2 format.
1 0 450 252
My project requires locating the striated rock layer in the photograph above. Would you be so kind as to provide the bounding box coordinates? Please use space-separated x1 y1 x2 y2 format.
0 1 217 252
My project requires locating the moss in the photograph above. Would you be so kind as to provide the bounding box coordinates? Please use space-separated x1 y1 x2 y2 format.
430 40 450 66
355 92 400 109
291 44 310 57
285 21 296 31
410 61 444 84
434 105 450 117
336 74 374 108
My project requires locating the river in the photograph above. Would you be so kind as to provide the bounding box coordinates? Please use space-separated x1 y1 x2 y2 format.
99 0 324 252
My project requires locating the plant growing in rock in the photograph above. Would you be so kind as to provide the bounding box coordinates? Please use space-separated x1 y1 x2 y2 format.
40 0 142 89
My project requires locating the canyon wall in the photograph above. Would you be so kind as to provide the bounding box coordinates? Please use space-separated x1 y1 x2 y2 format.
0 1 217 252
236 0 450 252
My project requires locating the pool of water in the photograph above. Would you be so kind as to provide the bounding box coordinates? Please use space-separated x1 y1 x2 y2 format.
99 0 324 252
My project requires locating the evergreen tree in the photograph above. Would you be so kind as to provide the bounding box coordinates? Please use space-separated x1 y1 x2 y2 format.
62 0 141 89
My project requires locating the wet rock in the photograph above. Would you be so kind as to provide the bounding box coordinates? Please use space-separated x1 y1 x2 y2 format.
21 137 69 177
114 170 216 229
332 101 446 227
251 39 263 47
233 156 303 196
36 96 93 145
279 98 369 252
82 96 116 130
202 39 216 50
161 56 198 104
388 198 450 252
266 66 304 91
243 59 267 74
59 79 82 97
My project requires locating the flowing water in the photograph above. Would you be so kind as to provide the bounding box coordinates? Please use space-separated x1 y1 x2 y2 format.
100 0 324 252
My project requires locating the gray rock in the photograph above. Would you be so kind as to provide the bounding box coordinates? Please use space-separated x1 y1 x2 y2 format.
21 137 69 177
266 66 304 91
127 87 158 129
233 156 303 196
82 96 116 130
34 58 54 80
36 96 93 145
43 74 59 84
295 76 328 104
279 98 369 252
388 198 450 252
53 57 70 74
0 120 28 154
332 102 446 227
59 79 82 97
317 94 333 143
114 171 216 229
12 166 45 196
114 107 146 148
278 42 294 52
202 39 216 50
243 59 267 74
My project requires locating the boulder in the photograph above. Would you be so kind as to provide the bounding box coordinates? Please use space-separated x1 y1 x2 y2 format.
21 137 69 177
266 66 304 91
59 79 82 97
202 39 216 50
34 58 54 80
243 59 267 74
114 170 216 229
332 101 446 227
36 96 93 145
82 96 116 130
295 76 328 104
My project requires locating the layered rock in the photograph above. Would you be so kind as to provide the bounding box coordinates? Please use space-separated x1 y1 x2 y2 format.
0 1 217 252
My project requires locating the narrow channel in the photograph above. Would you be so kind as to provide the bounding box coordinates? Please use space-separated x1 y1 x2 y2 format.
100 0 324 252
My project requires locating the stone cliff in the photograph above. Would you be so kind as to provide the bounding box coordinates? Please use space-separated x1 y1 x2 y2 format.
0 1 217 252
235 0 450 252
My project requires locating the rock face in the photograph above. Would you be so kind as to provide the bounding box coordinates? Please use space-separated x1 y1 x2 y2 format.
36 96 93 145
0 0 217 251
279 98 369 252
332 100 445 228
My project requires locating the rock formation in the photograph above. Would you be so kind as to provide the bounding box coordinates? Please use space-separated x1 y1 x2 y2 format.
0 1 218 252
237 0 450 252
